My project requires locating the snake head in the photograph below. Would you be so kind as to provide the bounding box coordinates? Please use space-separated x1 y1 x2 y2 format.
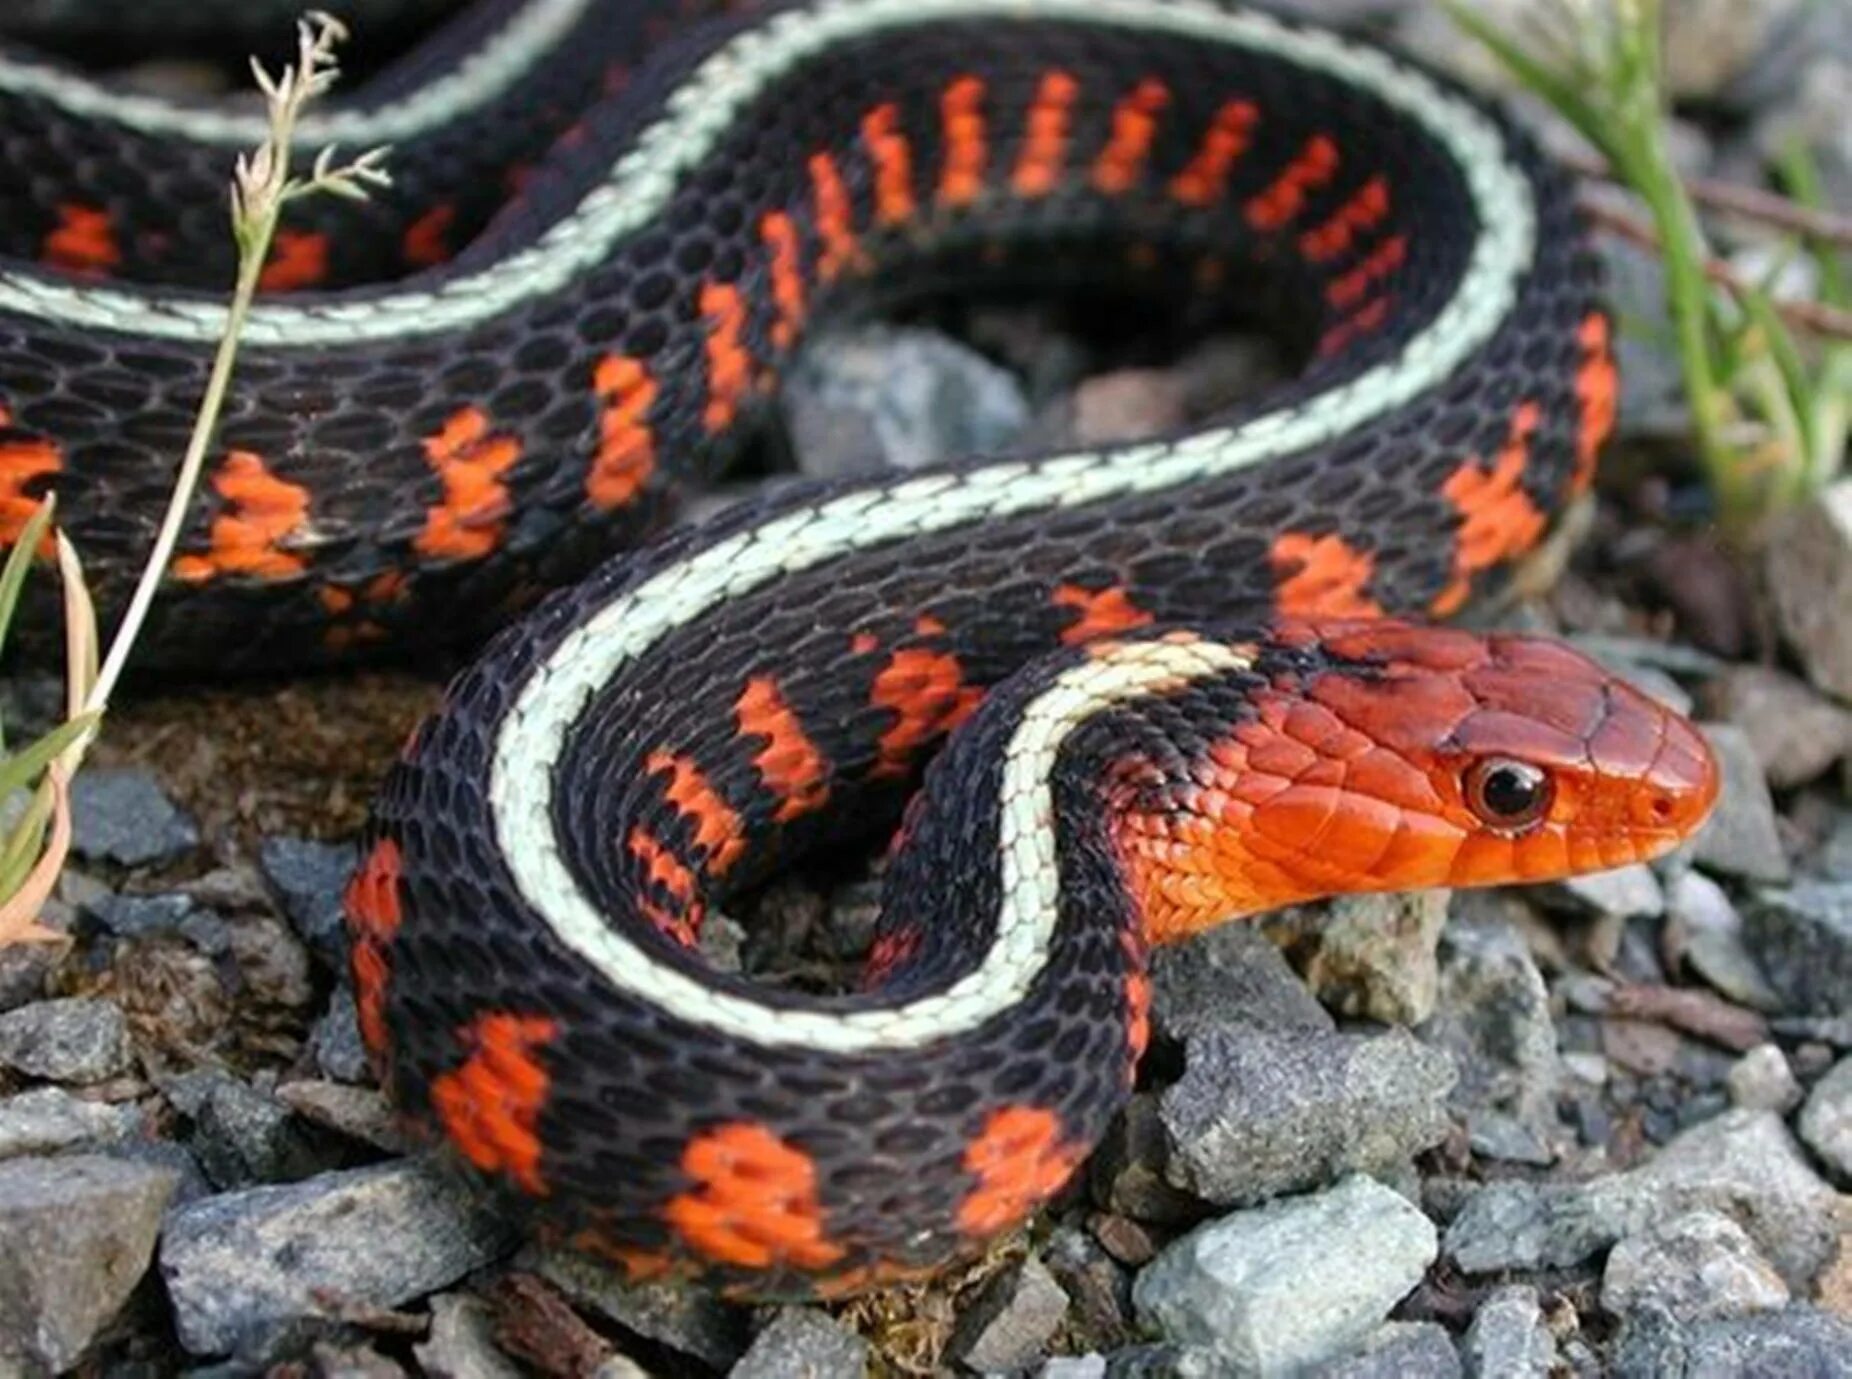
1108 620 1720 942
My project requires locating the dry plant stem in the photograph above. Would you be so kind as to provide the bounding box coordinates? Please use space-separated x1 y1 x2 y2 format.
1562 148 1852 249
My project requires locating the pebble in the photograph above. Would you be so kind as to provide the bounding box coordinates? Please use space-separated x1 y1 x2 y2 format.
82 890 232 954
1743 880 1852 1015
1045 1225 1134 1350
1702 664 1852 789
276 1079 407 1154
1544 863 1666 923
1132 1175 1437 1376
948 1258 1069 1374
1612 1303 1852 1378
163 1067 324 1188
526 1246 747 1369
68 767 199 866
1665 870 1782 1012
1601 1209 1791 1321
0 1154 178 1373
1313 1322 1462 1379
782 325 1031 477
732 1308 868 1379
1460 1285 1555 1379
1259 891 1449 1025
0 996 133 1083
259 836 358 969
1799 1055 1852 1181
1766 477 1852 701
312 988 373 1083
1691 726 1792 884
0 940 55 1014
159 1157 516 1358
1159 1027 1454 1205
1726 1043 1804 1114
1089 1094 1197 1225
0 1085 139 1159
1148 924 1333 1046
413 1293 524 1379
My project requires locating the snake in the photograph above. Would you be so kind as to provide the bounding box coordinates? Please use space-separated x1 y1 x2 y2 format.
0 0 1721 1298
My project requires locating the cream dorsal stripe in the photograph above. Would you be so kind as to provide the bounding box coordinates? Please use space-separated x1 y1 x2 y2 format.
0 0 1531 349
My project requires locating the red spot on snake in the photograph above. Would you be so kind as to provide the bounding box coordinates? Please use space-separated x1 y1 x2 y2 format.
1246 134 1340 231
863 103 917 225
1430 401 1547 616
1317 295 1393 358
589 354 657 509
1169 100 1258 207
850 631 880 656
343 838 403 1060
870 647 984 778
403 203 456 268
1013 71 1079 198
939 75 988 207
1571 312 1617 496
171 451 311 583
1269 531 1385 619
736 676 830 823
862 927 924 989
430 1013 557 1196
1300 176 1391 262
700 281 753 432
42 204 119 276
1325 234 1407 310
0 432 60 552
1053 584 1153 645
956 1106 1085 1236
914 613 947 637
257 229 328 292
809 151 862 281
414 406 522 560
760 211 807 351
665 1123 846 1271
628 826 703 947
647 750 746 877
1093 78 1171 195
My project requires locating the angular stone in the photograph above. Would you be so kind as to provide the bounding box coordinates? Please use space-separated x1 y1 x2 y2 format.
413 1293 524 1379
1799 1055 1852 1181
1461 1285 1554 1379
1149 924 1332 1046
1666 870 1782 1012
1311 1322 1461 1378
1259 891 1450 1026
1744 880 1852 1015
259 836 358 969
312 988 373 1084
1726 1043 1803 1114
526 1246 747 1369
948 1258 1068 1374
0 997 132 1083
1703 664 1852 789
163 1068 325 1188
1691 726 1790 884
0 1085 139 1160
1767 478 1852 700
1601 1209 1790 1321
69 767 198 867
730 1308 868 1379
1612 1303 1852 1378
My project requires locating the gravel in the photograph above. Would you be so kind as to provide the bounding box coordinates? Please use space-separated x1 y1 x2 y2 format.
0 996 133 1084
68 767 199 867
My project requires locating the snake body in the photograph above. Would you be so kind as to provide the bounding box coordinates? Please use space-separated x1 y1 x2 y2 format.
0 0 1720 1296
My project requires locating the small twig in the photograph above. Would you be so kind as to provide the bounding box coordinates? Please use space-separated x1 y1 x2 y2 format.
1582 198 1852 341
1563 148 1852 248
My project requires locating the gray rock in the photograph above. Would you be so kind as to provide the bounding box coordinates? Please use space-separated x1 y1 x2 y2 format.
1418 914 1561 1166
163 1068 324 1188
1090 1094 1198 1224
527 1245 746 1369
783 326 1030 478
1744 880 1852 1015
0 996 132 1083
313 988 373 1083
259 836 357 968
1041 1358 1108 1379
1259 891 1450 1026
1461 1285 1554 1379
413 1293 524 1379
276 1080 406 1154
1767 479 1852 702
732 1308 868 1379
1726 1043 1804 1115
1601 1210 1790 1322
1757 53 1852 208
1161 1027 1454 1206
1044 1225 1134 1350
1799 1055 1852 1181
69 767 198 866
1149 924 1333 1046
0 1086 139 1159
0 940 54 1014
1703 665 1852 790
1691 726 1790 884
1133 1175 1436 1376
1612 1303 1852 1379
1667 871 1782 1012
1311 1322 1461 1378
160 1157 516 1358
948 1259 1068 1374
1101 1345 1224 1378
1661 0 1808 100
0 1154 178 1373
82 891 232 954
1544 864 1666 923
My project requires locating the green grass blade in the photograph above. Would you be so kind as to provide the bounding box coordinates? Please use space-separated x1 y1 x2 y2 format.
0 712 98 802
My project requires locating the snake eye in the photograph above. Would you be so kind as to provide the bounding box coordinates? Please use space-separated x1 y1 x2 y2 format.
1464 758 1553 831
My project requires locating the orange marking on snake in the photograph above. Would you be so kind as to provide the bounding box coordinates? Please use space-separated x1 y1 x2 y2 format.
870 647 984 777
171 451 311 583
414 406 522 560
1246 134 1340 231
343 838 403 1059
1571 313 1617 496
1317 295 1393 358
861 927 923 990
627 825 702 949
700 281 753 432
589 354 658 510
42 204 119 276
955 1106 1086 1236
1325 234 1407 310
1052 584 1153 645
664 1123 846 1271
430 1012 558 1197
1092 78 1171 195
1269 531 1385 619
257 229 328 292
850 631 880 656
1013 71 1079 198
1300 176 1392 262
938 75 989 206
736 677 830 822
914 613 947 637
403 202 456 267
862 103 917 225
759 211 807 351
645 751 745 877
0 433 60 551
1168 100 1258 207
809 151 862 281
1430 401 1547 616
